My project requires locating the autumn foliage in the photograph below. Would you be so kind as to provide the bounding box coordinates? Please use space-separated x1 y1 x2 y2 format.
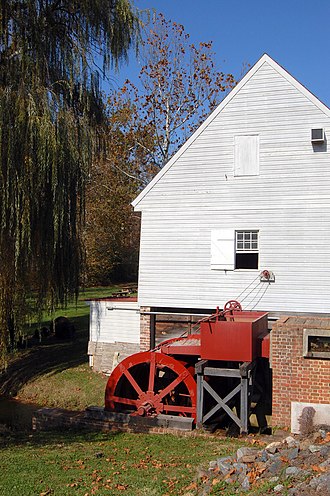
84 14 235 284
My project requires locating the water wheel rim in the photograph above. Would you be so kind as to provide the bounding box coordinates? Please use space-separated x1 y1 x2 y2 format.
105 351 197 419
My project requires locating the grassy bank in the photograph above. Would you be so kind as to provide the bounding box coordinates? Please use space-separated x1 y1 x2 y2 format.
0 286 118 407
0 286 253 496
0 430 245 496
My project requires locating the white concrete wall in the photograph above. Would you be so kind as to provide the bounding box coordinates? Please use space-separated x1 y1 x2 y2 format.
87 300 140 344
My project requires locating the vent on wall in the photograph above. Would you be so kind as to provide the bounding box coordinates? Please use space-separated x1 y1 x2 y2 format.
311 128 325 143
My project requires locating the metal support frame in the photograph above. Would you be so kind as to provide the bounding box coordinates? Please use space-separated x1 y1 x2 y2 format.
195 360 255 433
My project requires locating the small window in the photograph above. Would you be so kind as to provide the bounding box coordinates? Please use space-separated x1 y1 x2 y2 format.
235 231 259 269
303 328 330 359
234 135 259 176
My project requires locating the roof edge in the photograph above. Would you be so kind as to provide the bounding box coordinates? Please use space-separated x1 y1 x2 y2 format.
132 53 330 209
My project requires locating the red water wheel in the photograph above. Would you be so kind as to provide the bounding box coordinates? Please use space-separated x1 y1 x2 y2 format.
105 351 197 419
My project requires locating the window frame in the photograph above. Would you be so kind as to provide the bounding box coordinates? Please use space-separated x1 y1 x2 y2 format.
235 230 259 270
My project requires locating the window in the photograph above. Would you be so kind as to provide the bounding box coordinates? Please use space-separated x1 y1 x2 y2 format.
235 231 259 269
210 229 259 271
234 135 259 176
303 329 330 359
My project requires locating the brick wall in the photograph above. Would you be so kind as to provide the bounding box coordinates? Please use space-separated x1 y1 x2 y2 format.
140 306 151 351
271 316 330 427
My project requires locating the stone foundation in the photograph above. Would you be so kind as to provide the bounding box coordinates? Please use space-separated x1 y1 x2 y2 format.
88 341 140 374
32 407 194 434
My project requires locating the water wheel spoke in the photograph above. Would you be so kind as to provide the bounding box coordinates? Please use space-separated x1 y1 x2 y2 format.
122 367 144 397
111 396 138 406
148 352 156 392
163 404 195 414
158 370 189 401
105 351 197 420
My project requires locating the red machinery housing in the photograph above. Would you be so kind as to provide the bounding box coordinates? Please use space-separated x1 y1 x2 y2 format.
105 301 271 432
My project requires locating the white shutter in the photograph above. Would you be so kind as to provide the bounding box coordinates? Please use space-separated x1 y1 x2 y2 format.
211 229 235 270
234 135 259 176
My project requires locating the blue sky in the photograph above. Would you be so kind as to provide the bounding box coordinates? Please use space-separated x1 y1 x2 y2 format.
111 0 330 107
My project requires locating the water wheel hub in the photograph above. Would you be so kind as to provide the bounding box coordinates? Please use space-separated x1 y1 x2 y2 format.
105 351 197 420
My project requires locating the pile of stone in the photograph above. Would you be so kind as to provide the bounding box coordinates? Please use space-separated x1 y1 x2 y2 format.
200 429 330 494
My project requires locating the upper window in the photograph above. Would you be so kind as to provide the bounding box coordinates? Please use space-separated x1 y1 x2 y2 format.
235 231 259 269
234 135 259 176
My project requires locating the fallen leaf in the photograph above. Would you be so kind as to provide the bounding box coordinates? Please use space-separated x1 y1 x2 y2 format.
311 465 327 473
320 432 330 444
185 482 197 491
115 484 128 491
212 478 220 485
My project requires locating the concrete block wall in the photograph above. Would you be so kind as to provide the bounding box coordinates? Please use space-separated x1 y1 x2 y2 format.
271 316 330 428
88 341 140 374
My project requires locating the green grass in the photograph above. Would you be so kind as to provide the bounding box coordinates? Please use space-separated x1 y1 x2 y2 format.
18 363 108 409
0 285 252 496
0 286 120 404
0 431 245 496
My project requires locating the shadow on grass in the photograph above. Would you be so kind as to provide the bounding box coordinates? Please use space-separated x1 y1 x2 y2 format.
0 428 123 449
0 314 90 397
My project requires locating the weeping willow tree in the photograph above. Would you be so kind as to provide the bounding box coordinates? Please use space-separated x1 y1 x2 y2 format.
0 0 140 361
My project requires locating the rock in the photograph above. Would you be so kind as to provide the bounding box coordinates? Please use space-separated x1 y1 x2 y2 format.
241 476 250 491
233 462 247 475
309 444 321 453
309 472 330 491
273 484 284 493
196 467 208 480
260 449 269 462
319 457 330 469
267 458 283 474
285 466 301 478
236 446 259 460
298 406 315 435
255 461 267 472
319 429 327 439
216 456 233 475
281 447 299 460
265 441 282 454
208 460 217 470
241 454 258 463
283 436 299 449
224 477 235 484
269 476 279 483
319 445 330 458
311 431 322 443
288 488 299 495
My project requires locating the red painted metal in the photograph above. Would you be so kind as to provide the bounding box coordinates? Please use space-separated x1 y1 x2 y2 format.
223 300 243 312
104 301 270 421
160 334 201 356
105 351 197 419
261 333 270 358
200 311 268 362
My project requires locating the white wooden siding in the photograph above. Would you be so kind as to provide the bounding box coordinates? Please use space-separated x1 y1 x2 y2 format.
87 300 140 344
135 58 330 314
